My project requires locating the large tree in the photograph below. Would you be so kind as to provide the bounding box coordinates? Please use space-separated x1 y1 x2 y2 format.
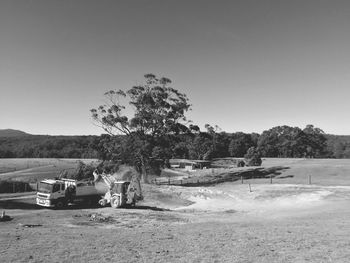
91 74 191 182
229 132 256 157
302 125 329 158
257 125 306 157
257 125 329 158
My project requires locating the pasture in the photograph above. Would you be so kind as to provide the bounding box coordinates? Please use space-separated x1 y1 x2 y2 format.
1 157 350 187
253 158 350 186
0 158 98 182
156 158 350 187
0 158 99 193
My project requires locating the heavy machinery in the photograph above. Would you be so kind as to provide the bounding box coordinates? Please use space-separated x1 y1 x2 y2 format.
93 170 143 208
36 170 143 209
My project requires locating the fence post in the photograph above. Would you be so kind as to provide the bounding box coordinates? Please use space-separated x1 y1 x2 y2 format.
180 180 182 185
270 174 272 184
249 183 252 192
241 176 243 184
308 175 311 185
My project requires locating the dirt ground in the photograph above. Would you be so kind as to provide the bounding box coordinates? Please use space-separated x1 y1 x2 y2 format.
1 181 350 263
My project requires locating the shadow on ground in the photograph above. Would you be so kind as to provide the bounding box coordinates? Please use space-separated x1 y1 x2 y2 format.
180 166 291 187
132 205 170 211
0 198 42 210
0 198 168 212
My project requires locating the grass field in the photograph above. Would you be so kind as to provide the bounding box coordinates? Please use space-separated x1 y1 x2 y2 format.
0 158 98 182
253 158 350 186
2 157 350 185
157 158 350 187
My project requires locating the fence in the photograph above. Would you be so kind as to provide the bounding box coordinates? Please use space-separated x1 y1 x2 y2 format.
152 168 255 186
152 167 316 187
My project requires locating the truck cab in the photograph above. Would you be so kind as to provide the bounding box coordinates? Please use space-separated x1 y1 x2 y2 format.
36 179 68 208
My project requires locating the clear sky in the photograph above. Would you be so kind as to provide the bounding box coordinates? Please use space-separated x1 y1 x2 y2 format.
1 0 350 135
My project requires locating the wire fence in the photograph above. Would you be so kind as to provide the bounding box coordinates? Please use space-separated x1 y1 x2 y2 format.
151 166 317 187
152 167 260 186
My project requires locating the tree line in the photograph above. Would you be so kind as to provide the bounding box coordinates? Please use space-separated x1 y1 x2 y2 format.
0 135 99 159
1 74 350 177
0 125 349 160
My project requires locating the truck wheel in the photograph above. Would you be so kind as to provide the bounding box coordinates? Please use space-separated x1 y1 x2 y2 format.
99 199 107 207
131 199 136 207
111 196 121 208
55 200 66 209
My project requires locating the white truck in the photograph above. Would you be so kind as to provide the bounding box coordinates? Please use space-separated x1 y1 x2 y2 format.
36 178 102 208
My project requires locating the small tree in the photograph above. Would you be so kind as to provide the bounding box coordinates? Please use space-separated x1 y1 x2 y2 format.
244 147 262 166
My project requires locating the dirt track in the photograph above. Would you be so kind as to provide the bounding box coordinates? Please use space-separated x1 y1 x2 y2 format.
1 183 350 263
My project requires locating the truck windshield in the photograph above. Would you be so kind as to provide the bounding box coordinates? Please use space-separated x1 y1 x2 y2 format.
38 183 53 193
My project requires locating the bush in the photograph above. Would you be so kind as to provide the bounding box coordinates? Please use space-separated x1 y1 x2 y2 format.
237 160 245 167
70 161 96 181
97 161 120 174
244 147 262 166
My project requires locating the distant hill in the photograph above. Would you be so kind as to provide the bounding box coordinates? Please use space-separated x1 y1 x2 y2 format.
0 133 100 158
0 129 31 137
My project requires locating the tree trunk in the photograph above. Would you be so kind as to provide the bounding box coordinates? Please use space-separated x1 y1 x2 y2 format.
140 156 149 184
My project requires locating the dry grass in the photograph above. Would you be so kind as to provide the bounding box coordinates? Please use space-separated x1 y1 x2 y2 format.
0 158 98 182
158 158 350 187
250 158 350 186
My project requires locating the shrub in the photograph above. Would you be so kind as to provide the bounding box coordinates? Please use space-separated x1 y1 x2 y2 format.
97 161 120 174
244 147 262 166
70 161 96 181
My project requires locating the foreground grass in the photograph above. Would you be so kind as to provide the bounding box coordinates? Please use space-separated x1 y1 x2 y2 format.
1 183 350 263
1 158 350 262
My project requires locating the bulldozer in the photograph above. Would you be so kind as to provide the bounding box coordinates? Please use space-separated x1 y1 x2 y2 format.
93 170 143 208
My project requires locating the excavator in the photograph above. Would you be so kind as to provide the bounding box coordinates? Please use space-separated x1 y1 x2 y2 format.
93 170 143 208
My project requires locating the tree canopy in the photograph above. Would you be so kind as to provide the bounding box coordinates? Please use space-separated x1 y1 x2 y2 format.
91 74 191 138
257 125 329 158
